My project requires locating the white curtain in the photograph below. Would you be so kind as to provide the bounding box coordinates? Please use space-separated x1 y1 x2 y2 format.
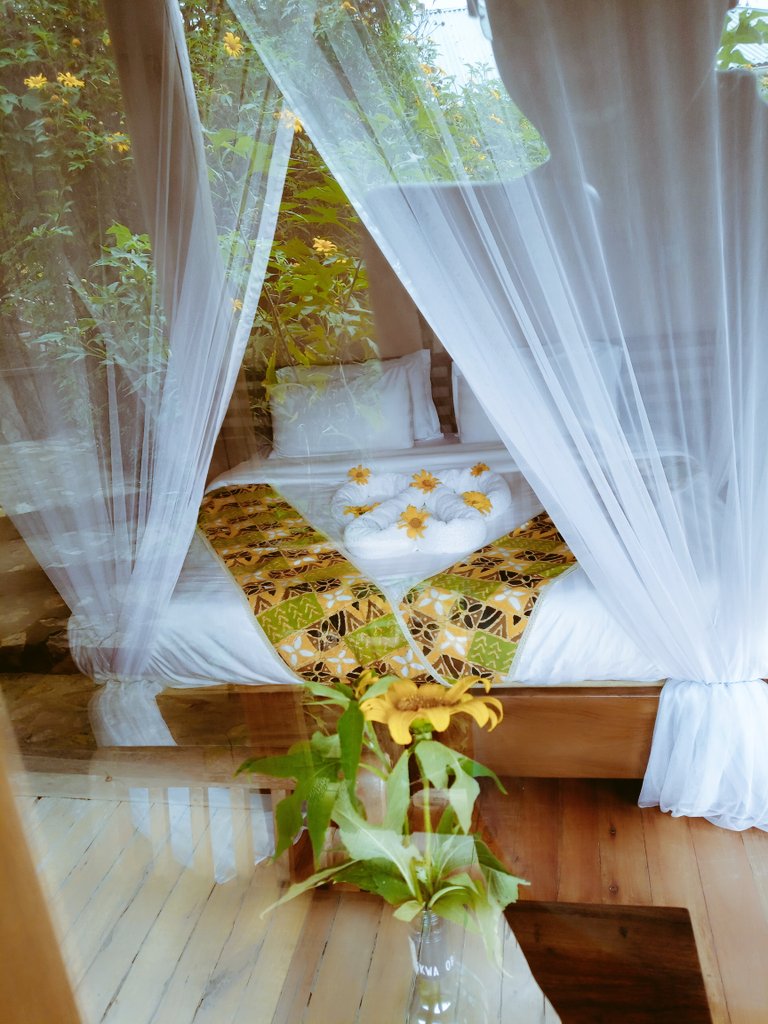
0 1 291 741
230 0 768 828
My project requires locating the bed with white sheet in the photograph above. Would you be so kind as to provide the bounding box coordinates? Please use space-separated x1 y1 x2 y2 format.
135 436 662 690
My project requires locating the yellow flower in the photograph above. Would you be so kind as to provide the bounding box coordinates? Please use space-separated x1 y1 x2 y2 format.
490 88 501 100
348 464 371 485
398 505 430 539
469 136 480 147
231 298 243 311
411 469 440 493
470 462 490 477
106 133 130 153
462 490 492 515
353 668 381 698
341 0 357 11
489 113 503 125
343 503 379 517
276 109 303 134
71 37 81 48
57 71 85 89
312 237 338 257
420 63 436 75
361 676 503 745
223 31 244 58
24 74 47 89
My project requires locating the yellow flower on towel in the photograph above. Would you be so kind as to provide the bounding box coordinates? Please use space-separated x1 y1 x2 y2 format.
411 469 440 493
361 676 503 745
470 462 490 477
462 490 492 515
348 464 371 485
398 505 430 538
343 502 379 517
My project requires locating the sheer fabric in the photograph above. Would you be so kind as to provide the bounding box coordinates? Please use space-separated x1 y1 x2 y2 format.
0 2 291 740
230 0 768 827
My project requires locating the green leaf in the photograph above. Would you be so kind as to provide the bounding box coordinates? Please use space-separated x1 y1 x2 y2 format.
338 700 364 792
333 788 419 894
393 900 423 922
236 744 314 779
474 838 529 908
384 749 410 833
359 675 397 702
301 679 350 706
106 222 134 249
274 791 303 858
334 859 415 905
262 859 358 916
305 775 339 862
457 754 507 794
414 741 480 833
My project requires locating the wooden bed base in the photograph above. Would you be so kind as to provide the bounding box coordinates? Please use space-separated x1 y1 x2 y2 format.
473 684 662 779
227 681 663 780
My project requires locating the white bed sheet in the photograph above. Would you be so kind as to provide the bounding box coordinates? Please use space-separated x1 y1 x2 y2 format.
136 440 662 689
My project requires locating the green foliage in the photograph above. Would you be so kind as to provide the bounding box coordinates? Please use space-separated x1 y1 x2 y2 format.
238 669 524 963
716 5 768 102
242 127 378 444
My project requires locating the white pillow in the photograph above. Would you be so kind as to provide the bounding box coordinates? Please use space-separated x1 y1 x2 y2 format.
270 360 414 457
452 364 503 444
276 351 441 442
396 350 442 441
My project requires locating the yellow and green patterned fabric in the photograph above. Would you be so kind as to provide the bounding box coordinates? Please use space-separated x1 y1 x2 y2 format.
198 485 428 685
198 486 576 687
401 511 576 684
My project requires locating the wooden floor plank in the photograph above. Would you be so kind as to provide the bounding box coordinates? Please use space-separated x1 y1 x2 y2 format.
100 796 215 1024
192 862 282 1024
691 818 768 1024
77 800 194 1023
355 910 414 1024
234 895 314 1024
555 780 603 903
742 828 768 930
149 808 251 1024
597 780 652 905
263 893 339 1024
641 807 728 1024
303 893 383 1024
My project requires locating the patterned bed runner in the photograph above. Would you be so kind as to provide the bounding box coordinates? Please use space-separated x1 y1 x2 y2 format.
198 484 576 686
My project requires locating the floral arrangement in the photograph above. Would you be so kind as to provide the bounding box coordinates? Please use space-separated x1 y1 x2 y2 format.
238 671 526 960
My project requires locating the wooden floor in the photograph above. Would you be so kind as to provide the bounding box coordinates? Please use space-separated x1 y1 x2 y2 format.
481 778 768 1024
13 772 556 1024
4 673 768 1023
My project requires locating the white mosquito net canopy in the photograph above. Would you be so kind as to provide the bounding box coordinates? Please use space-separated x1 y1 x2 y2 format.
2 0 768 830
0 1 291 740
222 0 768 829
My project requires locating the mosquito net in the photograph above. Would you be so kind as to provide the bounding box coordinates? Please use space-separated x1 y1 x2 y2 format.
219 0 768 828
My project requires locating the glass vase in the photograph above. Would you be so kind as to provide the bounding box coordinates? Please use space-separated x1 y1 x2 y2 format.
405 910 490 1023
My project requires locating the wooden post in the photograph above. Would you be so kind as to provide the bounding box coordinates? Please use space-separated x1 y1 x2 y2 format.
0 703 81 1023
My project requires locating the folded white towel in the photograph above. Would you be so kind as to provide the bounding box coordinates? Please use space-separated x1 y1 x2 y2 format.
343 492 418 557
332 463 511 559
331 472 410 525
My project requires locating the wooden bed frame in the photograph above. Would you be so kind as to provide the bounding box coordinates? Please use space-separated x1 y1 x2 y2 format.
156 680 664 780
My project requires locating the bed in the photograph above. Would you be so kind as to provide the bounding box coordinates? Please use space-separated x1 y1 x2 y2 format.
125 436 662 692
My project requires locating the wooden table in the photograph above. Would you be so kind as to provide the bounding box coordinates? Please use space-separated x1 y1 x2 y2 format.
505 901 712 1024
